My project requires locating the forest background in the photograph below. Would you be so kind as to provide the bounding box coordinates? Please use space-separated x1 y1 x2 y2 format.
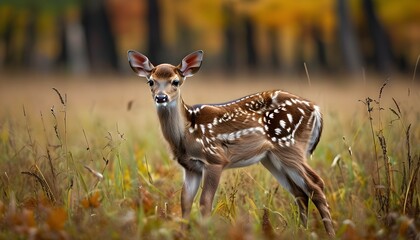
0 0 419 76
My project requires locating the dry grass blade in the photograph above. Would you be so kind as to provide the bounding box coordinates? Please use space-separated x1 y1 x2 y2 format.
402 124 419 218
409 54 420 96
389 108 400 121
21 169 56 204
51 88 68 169
403 156 420 216
84 165 104 180
304 62 311 87
82 129 94 163
50 106 62 145
378 81 388 100
412 55 420 83
262 208 275 239
376 131 391 215
144 155 153 184
389 98 402 123
406 124 412 170
361 97 380 184
331 154 341 167
52 87 65 105
391 98 401 115
22 105 36 161
116 123 125 140
401 124 412 200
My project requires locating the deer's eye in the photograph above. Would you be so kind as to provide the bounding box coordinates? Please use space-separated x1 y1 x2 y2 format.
172 79 180 87
147 79 154 87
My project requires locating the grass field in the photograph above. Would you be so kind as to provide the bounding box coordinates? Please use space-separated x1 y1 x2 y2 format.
0 73 419 239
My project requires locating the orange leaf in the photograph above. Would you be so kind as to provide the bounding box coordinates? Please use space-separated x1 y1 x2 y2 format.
46 207 67 231
12 209 36 229
138 186 154 213
81 192 101 209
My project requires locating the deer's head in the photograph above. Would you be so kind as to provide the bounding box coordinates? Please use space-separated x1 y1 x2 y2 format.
127 50 203 107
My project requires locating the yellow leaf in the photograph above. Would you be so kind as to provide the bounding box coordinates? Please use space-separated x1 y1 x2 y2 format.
123 168 132 191
0 125 9 144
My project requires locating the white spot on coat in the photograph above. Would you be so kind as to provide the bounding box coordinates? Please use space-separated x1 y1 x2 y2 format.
287 113 293 123
298 107 305 115
280 120 286 129
200 124 206 134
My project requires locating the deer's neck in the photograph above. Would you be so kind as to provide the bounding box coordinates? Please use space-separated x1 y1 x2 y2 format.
156 97 190 154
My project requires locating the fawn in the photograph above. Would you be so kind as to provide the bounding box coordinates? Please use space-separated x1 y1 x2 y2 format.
127 50 335 237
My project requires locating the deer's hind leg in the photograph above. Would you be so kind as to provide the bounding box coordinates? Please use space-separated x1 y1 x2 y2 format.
261 155 309 227
302 163 335 236
265 149 335 237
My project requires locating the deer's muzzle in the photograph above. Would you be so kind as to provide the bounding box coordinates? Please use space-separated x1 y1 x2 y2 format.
155 94 169 104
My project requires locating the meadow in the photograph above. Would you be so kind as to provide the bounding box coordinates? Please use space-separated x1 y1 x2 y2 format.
0 73 418 239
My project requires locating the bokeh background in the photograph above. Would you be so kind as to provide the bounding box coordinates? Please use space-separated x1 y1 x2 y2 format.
0 1 419 239
0 0 419 76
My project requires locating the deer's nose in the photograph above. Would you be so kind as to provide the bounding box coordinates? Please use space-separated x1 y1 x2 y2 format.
155 94 168 104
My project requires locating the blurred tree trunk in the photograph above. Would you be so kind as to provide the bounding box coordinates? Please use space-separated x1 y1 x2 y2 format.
146 0 163 64
82 1 118 73
363 0 394 73
313 26 328 71
175 21 194 64
57 13 89 74
23 11 36 69
57 16 68 70
2 11 14 68
2 10 36 69
244 16 258 69
268 27 280 72
337 0 362 74
222 2 237 73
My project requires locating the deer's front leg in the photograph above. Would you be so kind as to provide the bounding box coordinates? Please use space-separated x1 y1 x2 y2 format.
181 169 202 220
199 164 223 217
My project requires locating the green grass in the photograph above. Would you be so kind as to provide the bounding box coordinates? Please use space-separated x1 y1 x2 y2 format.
0 75 419 239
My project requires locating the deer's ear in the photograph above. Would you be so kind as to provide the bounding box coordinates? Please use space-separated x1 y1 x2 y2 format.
127 50 154 77
178 50 203 78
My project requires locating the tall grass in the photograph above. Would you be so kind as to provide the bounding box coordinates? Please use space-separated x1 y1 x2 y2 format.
328 79 419 239
360 81 419 226
0 77 419 239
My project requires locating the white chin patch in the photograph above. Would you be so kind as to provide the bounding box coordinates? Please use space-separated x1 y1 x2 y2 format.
155 102 168 107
